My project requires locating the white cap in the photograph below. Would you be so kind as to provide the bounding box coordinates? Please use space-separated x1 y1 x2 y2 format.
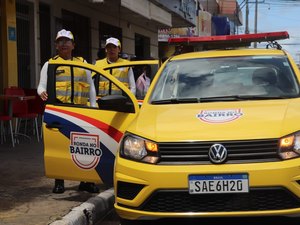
56 29 74 41
105 37 121 48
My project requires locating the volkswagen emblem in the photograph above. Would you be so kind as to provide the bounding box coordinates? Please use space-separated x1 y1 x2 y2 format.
208 144 228 164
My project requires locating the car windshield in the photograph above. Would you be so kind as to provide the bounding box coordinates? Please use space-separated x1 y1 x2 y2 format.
150 55 300 104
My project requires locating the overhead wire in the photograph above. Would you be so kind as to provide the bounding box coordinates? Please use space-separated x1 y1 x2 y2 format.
236 0 300 56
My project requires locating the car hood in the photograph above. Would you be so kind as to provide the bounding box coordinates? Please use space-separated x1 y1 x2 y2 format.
128 99 300 142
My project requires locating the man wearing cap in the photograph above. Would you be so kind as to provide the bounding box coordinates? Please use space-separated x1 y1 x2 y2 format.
37 29 98 194
94 37 136 96
38 29 96 105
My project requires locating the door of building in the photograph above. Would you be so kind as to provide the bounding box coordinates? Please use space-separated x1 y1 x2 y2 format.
61 9 91 63
16 1 33 88
135 33 150 59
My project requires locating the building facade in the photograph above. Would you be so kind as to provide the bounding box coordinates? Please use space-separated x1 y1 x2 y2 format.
158 0 242 58
0 0 197 92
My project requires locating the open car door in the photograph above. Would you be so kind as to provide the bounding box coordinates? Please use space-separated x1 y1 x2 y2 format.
43 60 140 186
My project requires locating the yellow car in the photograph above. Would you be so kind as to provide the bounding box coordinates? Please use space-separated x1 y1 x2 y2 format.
114 46 300 222
42 32 300 223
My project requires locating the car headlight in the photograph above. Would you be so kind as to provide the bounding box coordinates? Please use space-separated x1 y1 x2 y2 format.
120 134 159 164
279 132 300 159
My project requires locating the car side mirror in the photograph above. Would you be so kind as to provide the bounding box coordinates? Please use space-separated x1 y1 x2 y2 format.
97 95 135 113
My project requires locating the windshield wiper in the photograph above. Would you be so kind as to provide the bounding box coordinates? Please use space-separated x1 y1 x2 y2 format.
198 95 289 102
151 97 199 104
151 95 290 104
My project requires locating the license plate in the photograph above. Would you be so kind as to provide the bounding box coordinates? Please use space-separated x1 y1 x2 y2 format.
188 174 249 194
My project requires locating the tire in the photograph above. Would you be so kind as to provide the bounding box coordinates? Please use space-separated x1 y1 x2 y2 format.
119 218 142 225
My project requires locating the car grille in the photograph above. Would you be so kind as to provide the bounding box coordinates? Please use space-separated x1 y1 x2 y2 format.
120 188 300 212
158 139 280 164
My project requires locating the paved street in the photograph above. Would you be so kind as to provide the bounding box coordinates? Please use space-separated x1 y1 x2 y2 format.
0 136 108 225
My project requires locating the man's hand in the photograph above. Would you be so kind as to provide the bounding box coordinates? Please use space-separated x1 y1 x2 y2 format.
40 91 48 101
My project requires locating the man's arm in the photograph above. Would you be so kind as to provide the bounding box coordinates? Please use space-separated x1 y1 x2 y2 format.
86 69 97 107
128 67 136 95
37 62 49 100
83 59 97 107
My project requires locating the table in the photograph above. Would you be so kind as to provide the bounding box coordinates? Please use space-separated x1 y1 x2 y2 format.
0 95 36 117
0 95 36 144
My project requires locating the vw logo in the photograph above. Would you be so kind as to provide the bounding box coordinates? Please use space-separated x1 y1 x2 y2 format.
208 144 228 164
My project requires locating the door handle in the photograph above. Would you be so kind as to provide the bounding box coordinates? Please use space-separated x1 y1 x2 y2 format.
45 123 63 129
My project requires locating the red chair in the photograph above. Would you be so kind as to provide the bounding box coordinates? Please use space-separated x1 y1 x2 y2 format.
4 86 40 142
23 88 45 139
0 112 15 147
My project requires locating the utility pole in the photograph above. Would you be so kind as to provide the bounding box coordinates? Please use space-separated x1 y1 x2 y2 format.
254 0 258 47
245 0 249 34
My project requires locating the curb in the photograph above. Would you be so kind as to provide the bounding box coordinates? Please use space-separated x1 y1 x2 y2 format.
49 187 115 225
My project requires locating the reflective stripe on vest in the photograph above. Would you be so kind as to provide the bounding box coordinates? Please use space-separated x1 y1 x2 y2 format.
49 56 90 105
95 58 130 96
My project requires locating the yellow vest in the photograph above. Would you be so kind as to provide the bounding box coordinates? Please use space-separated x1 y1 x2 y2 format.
49 56 90 105
94 58 130 96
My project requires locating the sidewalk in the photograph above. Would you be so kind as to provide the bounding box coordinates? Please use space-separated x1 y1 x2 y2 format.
0 136 114 225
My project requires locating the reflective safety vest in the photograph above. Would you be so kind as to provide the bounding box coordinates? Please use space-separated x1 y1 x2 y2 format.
49 56 90 105
94 58 130 96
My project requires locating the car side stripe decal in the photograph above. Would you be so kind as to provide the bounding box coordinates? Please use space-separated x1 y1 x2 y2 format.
45 106 123 142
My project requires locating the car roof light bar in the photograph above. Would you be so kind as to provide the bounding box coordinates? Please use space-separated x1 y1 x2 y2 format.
168 31 289 50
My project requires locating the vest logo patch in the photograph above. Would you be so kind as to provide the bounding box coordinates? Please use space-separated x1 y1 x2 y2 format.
56 70 65 75
69 132 102 170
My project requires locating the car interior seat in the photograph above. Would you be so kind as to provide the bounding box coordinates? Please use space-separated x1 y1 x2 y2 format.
252 68 277 86
252 67 283 96
178 73 214 98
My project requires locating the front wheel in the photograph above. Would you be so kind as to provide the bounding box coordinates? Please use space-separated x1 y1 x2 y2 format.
120 218 142 225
